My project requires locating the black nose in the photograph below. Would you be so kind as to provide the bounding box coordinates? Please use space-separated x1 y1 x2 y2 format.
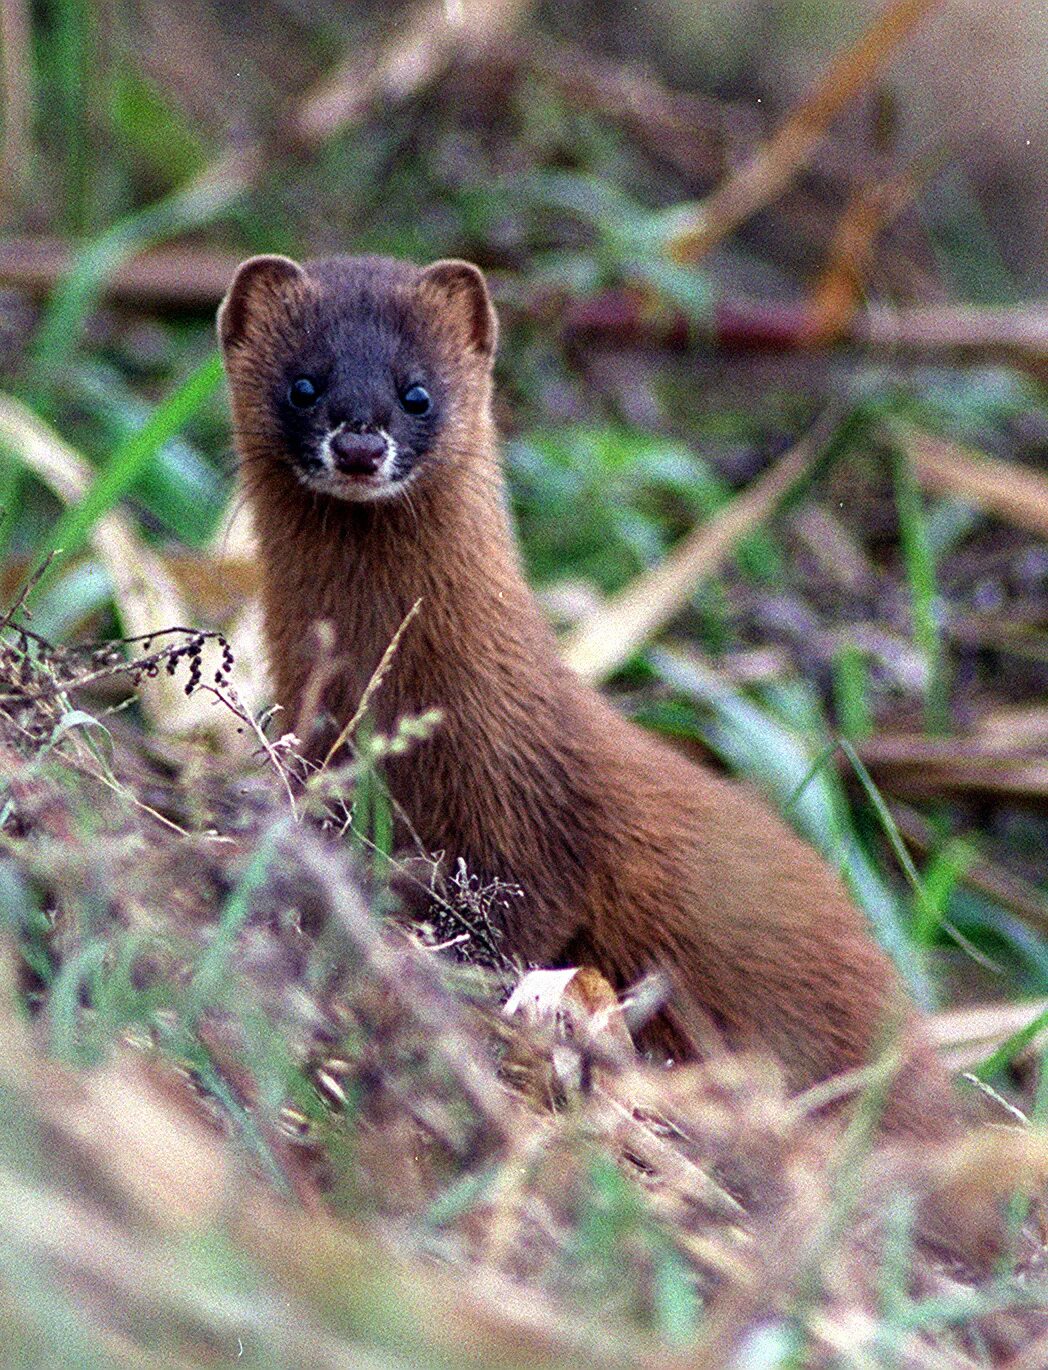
330 430 386 475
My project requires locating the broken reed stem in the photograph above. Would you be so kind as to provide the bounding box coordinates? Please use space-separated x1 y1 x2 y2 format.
562 424 824 684
667 0 945 264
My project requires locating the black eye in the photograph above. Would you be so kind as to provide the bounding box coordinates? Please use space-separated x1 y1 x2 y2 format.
288 376 320 409
401 384 431 416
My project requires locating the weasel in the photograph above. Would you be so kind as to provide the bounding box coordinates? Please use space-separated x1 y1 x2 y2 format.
218 253 963 1142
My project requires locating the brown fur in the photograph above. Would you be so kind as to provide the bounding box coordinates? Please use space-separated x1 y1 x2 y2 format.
219 253 965 1145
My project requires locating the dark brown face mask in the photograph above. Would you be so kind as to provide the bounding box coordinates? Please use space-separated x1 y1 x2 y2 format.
217 253 496 505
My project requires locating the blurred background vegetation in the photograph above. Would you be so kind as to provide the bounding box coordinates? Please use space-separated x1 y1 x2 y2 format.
2 0 1045 998
1 0 1047 1364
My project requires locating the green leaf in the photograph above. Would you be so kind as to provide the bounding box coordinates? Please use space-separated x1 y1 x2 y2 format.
974 1003 1048 1083
832 643 873 741
0 172 240 560
889 444 949 734
65 360 227 544
110 70 207 187
25 180 238 393
49 939 110 1065
651 1242 699 1346
29 352 225 595
913 836 976 946
185 828 282 1024
650 649 933 1006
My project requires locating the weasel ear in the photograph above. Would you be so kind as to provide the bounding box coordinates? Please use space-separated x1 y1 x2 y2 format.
419 259 498 360
217 254 306 350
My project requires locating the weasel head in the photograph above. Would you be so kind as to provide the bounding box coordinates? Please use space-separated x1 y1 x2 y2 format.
218 253 498 504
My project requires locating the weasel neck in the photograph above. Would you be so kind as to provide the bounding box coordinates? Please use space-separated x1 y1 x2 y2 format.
244 427 580 775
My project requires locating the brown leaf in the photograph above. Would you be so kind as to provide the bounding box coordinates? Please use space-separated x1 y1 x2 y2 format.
292 0 535 145
806 159 932 343
562 429 818 684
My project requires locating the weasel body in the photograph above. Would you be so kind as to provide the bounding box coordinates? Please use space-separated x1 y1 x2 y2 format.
219 253 959 1135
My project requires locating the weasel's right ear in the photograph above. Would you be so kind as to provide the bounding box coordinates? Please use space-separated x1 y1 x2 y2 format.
217 255 306 351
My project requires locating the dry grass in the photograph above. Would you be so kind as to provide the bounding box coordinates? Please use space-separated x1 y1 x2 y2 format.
1 616 1046 1368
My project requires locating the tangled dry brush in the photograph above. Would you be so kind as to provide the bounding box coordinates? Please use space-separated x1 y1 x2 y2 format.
1 614 1046 1368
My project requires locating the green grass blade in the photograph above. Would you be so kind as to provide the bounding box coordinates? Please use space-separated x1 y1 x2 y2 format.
890 444 949 734
832 643 873 741
65 360 228 544
913 836 975 946
651 649 933 1005
52 0 96 234
28 352 225 595
838 739 926 897
973 1003 1048 1083
185 828 281 1025
24 177 238 392
0 172 240 561
110 69 207 187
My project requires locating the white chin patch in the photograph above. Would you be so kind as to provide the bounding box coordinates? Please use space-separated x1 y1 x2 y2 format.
304 428 409 503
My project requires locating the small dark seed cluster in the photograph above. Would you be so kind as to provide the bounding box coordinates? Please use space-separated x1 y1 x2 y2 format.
151 633 234 696
1 605 239 756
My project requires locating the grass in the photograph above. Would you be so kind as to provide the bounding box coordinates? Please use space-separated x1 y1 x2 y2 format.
891 439 950 735
29 352 226 595
0 2 1046 1364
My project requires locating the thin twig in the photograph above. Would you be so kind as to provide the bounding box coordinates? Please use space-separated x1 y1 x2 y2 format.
0 551 59 634
0 236 243 306
322 598 423 768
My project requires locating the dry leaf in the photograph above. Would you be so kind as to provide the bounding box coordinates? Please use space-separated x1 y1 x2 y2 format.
859 731 1048 802
562 431 817 684
891 423 1048 540
204 500 270 721
806 160 931 343
504 965 637 1095
293 0 534 143
862 305 1048 377
932 999 1048 1072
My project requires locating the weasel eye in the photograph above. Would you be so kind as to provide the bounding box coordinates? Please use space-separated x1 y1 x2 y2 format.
288 377 320 409
401 384 431 416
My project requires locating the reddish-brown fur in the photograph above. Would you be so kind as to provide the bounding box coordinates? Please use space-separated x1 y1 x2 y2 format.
219 253 963 1143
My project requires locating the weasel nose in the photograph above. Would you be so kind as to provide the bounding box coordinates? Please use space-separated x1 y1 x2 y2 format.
330 430 386 475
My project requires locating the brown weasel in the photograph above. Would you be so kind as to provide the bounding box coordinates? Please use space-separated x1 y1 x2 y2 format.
218 252 961 1140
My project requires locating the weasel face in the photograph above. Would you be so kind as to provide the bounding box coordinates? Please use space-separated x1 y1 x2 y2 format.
275 355 439 503
218 253 498 506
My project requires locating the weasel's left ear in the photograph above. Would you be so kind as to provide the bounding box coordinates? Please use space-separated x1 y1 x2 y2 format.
217 254 307 351
419 259 498 361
